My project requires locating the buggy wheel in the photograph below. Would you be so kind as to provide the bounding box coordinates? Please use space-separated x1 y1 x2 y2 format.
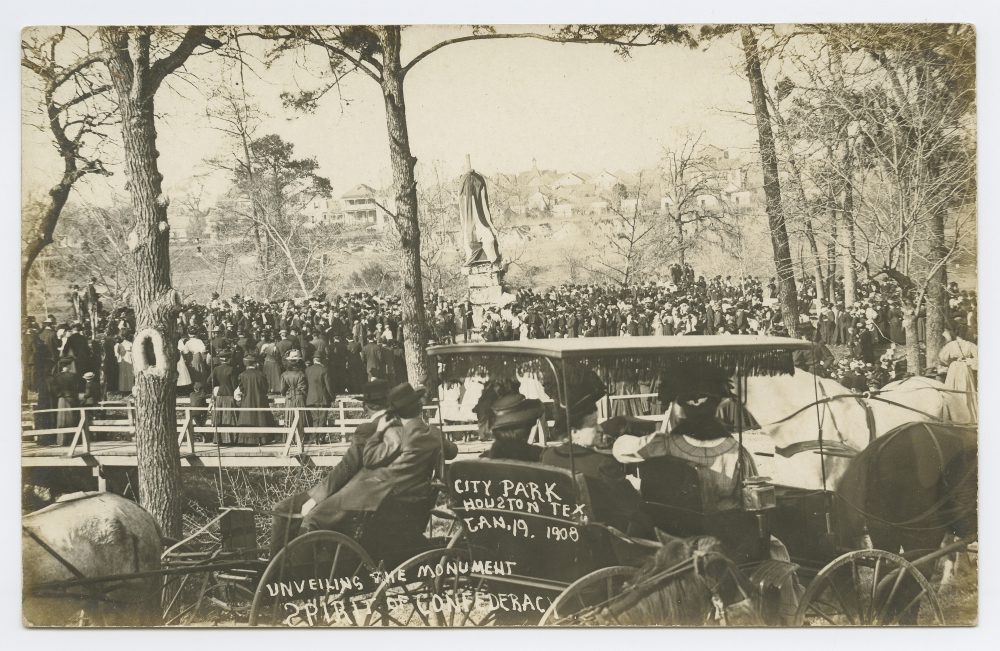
539 566 638 626
248 530 378 627
794 549 945 626
365 547 496 627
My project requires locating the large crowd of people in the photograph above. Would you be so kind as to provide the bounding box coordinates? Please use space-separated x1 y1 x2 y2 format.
23 264 977 444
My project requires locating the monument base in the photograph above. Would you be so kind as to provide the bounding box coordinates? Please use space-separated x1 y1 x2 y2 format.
464 262 506 329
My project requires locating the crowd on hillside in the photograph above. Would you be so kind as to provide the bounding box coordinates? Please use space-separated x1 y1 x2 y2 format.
470 263 977 391
23 263 977 443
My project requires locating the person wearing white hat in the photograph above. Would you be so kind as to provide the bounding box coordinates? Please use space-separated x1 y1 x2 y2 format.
281 350 309 437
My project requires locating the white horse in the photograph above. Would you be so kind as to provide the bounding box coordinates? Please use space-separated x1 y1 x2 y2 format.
23 492 162 626
743 371 974 490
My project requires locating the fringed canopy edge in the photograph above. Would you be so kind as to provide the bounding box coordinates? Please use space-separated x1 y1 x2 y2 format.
435 349 796 386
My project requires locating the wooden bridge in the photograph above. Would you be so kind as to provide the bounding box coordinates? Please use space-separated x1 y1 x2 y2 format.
21 397 497 469
21 392 663 478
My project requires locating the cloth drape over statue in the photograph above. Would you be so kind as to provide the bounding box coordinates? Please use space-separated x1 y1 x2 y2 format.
460 170 502 265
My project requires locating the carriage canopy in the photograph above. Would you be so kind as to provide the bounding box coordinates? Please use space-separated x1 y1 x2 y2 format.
429 335 812 388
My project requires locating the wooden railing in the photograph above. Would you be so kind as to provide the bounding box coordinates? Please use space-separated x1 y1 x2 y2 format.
21 392 657 460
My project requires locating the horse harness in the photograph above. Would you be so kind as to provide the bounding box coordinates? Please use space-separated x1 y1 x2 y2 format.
601 549 750 625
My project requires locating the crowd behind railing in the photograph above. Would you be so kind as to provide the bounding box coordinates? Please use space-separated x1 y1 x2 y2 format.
23 266 977 447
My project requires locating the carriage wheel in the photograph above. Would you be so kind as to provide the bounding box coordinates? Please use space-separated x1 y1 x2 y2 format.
539 566 638 626
365 547 497 627
248 530 378 627
794 549 945 626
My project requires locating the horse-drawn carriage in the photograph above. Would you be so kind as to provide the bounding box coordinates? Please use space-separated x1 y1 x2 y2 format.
23 336 977 626
353 336 976 627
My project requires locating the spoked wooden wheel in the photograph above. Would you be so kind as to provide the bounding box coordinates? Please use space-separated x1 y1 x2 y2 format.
365 547 496 627
249 531 378 627
539 566 638 626
794 549 945 626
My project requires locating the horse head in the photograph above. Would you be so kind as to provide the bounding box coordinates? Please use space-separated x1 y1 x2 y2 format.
744 370 870 490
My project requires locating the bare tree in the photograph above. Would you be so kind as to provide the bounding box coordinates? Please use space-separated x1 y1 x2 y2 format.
212 132 335 299
98 26 222 537
774 24 975 368
21 28 114 304
698 25 800 335
739 25 800 335
50 201 135 307
588 174 664 286
659 131 738 266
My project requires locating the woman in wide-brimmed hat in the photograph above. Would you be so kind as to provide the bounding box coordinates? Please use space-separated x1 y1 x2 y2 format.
259 330 283 394
209 351 239 438
481 392 545 462
281 349 309 439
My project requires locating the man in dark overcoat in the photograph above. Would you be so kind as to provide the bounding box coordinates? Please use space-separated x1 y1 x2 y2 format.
269 380 389 555
64 323 92 376
362 336 382 380
235 355 276 437
300 384 457 530
305 355 333 426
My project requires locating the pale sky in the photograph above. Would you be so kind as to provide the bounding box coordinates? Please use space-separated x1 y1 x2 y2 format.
22 26 759 207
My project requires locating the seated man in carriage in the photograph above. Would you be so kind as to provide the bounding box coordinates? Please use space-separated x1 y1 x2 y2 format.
270 378 391 556
269 381 457 557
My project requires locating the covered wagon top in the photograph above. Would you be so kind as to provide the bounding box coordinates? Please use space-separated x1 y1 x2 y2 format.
429 335 813 381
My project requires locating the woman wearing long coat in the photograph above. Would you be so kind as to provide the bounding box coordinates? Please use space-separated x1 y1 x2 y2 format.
210 355 239 438
261 336 283 394
52 360 82 445
281 354 309 441
235 355 276 444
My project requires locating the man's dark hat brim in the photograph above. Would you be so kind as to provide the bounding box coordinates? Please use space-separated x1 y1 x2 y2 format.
388 382 426 410
363 379 391 404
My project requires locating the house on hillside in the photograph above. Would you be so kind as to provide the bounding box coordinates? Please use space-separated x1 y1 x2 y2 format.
595 170 621 193
553 171 590 189
300 197 338 227
525 186 554 213
336 184 390 229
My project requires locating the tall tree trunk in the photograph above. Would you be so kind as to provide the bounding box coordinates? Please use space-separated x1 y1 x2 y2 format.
379 27 429 385
771 94 825 303
826 215 838 301
806 221 826 303
676 215 686 266
102 28 184 538
840 151 857 307
924 208 949 367
741 26 799 335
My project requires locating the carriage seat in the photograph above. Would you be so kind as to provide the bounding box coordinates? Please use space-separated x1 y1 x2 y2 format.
342 488 441 565
637 456 769 563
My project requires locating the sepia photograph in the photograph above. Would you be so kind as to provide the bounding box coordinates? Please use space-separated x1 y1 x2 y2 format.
17 16 980 629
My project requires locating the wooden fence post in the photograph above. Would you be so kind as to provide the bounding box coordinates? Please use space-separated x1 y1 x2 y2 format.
66 408 90 458
177 408 195 455
338 400 347 442
282 409 303 457
92 465 106 492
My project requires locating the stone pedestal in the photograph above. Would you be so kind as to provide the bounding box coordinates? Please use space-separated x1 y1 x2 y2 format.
464 263 505 329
